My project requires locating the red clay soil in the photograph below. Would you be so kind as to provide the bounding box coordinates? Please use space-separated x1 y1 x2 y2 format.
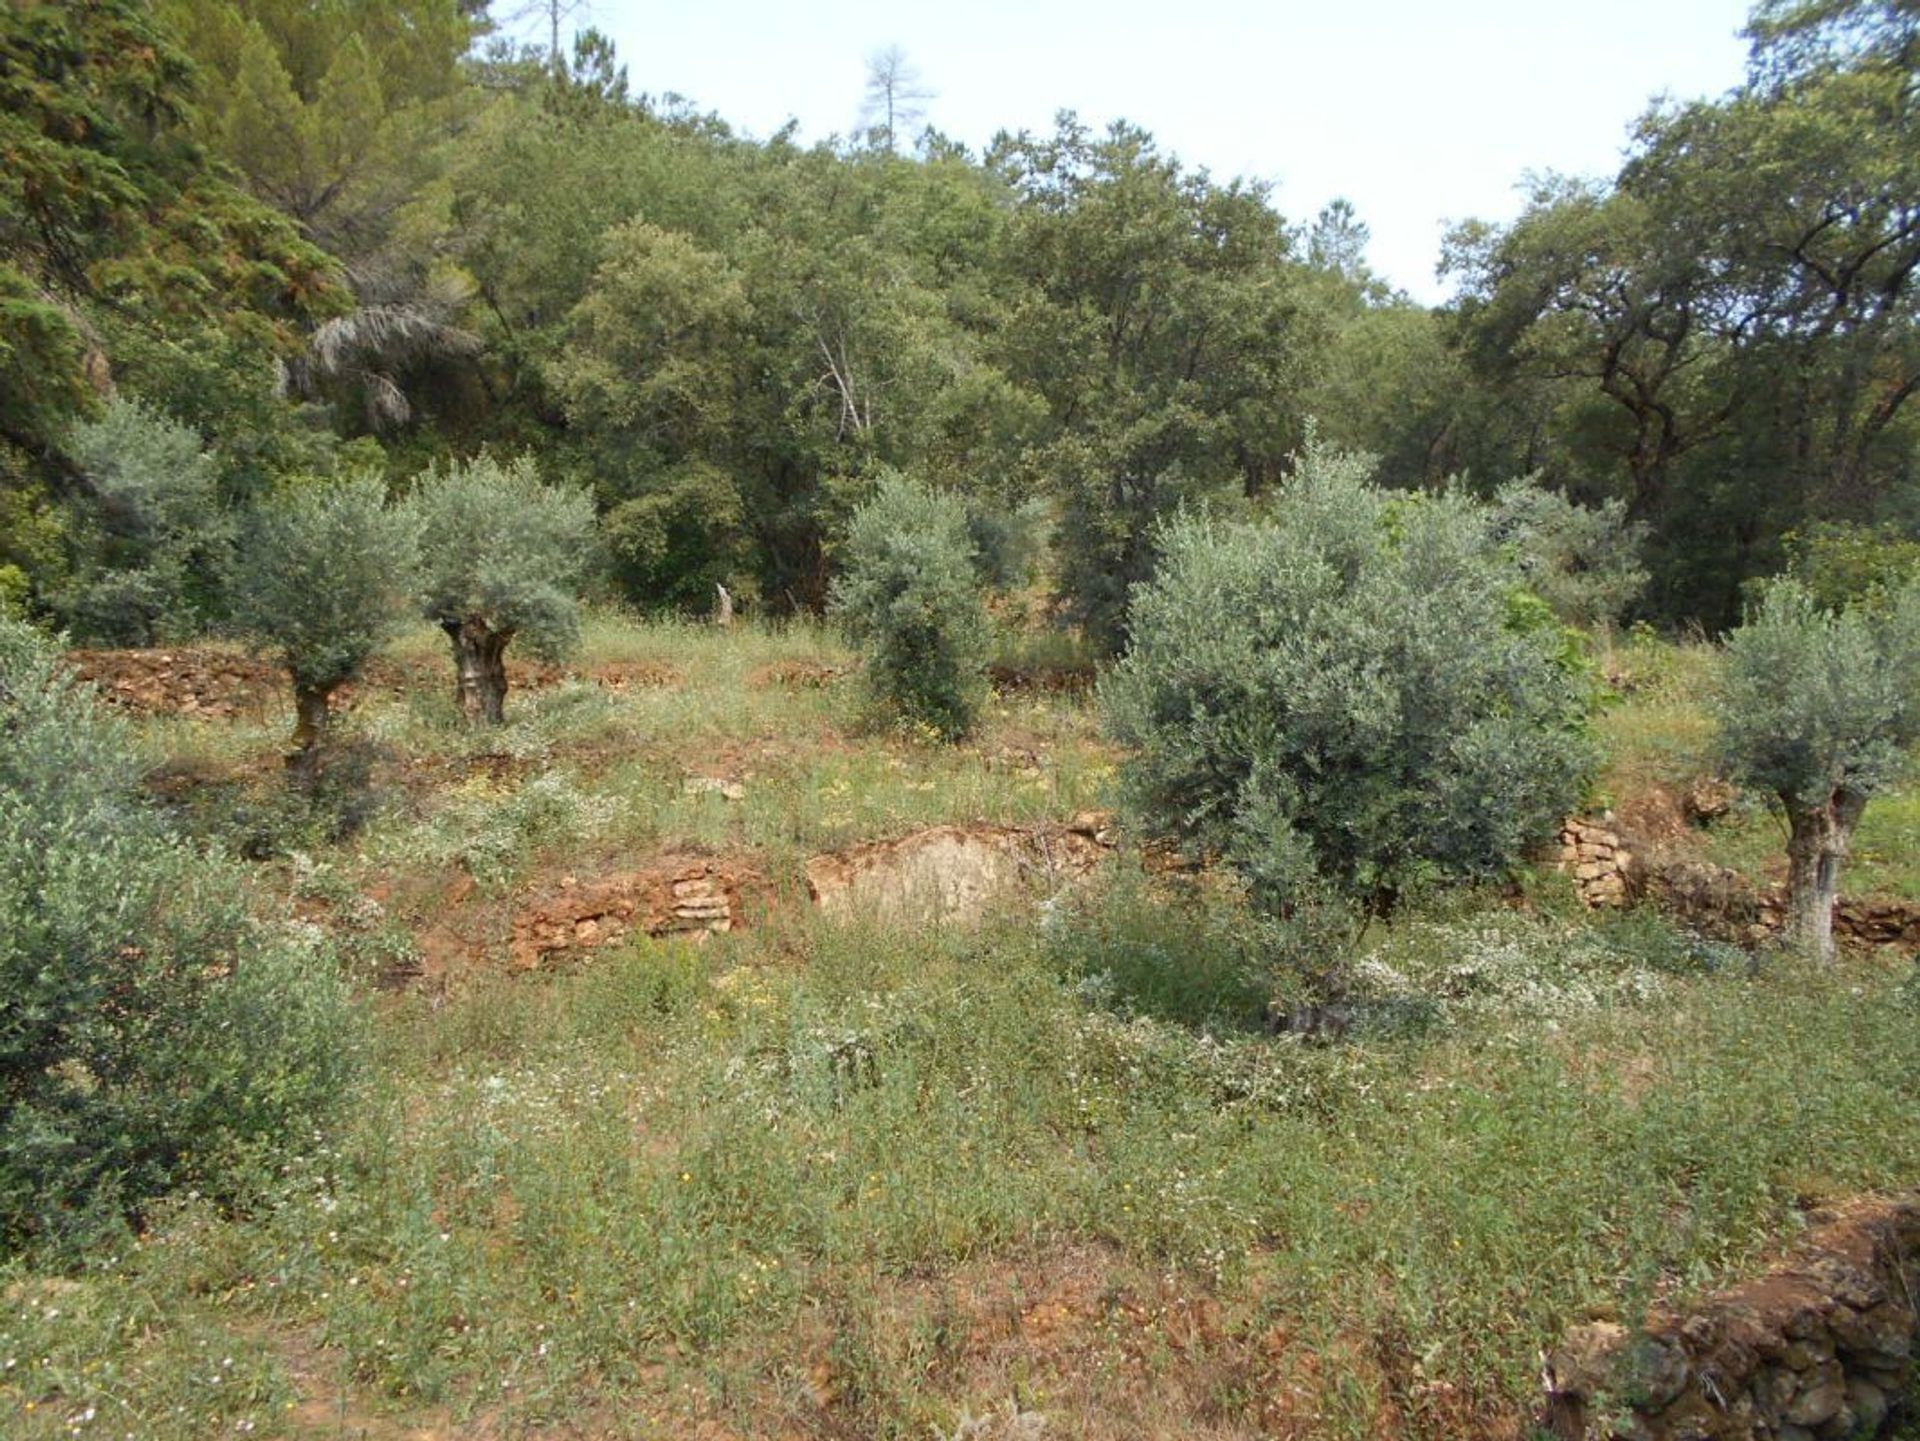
67 646 679 717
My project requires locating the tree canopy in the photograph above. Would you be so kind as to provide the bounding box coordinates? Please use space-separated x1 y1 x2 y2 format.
0 0 1911 641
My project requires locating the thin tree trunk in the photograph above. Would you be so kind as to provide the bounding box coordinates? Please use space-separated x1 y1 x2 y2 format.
287 680 333 777
443 617 511 724
1783 789 1866 963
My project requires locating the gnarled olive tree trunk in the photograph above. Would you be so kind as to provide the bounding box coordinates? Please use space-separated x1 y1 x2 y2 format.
1783 786 1867 964
286 680 335 778
442 616 512 724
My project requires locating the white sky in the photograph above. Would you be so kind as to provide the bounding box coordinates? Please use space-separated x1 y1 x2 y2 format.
562 0 1756 303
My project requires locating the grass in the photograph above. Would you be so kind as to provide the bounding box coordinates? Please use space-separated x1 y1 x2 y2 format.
6 896 1917 1438
147 614 1115 911
8 619 1920 1438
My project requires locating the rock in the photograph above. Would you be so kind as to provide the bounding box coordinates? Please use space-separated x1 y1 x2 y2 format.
1067 809 1116 842
1844 1376 1888 1434
1539 1192 1920 1440
1629 1338 1691 1409
1775 1337 1833 1371
1542 1320 1631 1440
1830 1301 1910 1360
1682 777 1738 825
511 860 745 967
806 823 1111 926
1784 1364 1846 1426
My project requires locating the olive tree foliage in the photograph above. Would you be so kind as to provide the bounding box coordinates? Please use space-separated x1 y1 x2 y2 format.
1714 578 1920 962
0 619 359 1254
1102 440 1597 918
831 474 991 741
403 454 596 723
228 475 420 764
1488 479 1649 628
59 398 234 644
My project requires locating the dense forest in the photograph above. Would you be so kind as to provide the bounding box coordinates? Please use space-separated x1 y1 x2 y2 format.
4 0 1914 643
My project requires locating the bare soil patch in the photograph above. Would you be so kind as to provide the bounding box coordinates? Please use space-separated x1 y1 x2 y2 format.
805 816 1115 926
67 646 679 718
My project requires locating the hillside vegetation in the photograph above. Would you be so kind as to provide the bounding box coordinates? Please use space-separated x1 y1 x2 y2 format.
3 1 1918 1437
2 614 1917 1439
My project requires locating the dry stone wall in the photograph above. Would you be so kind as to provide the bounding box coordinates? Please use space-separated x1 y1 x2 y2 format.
1543 1193 1920 1440
510 859 743 968
68 646 678 718
1552 816 1919 951
70 647 280 718
1556 818 1640 908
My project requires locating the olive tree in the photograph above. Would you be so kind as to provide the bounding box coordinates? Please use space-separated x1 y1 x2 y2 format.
0 619 359 1252
403 455 597 724
228 475 419 768
1715 579 1920 962
60 398 233 644
831 474 991 741
1102 440 1596 917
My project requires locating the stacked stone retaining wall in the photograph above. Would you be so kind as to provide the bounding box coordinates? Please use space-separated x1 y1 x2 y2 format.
1552 817 1919 951
1543 1194 1920 1440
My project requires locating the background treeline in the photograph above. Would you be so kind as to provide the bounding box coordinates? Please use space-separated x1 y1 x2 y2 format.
3 0 1915 642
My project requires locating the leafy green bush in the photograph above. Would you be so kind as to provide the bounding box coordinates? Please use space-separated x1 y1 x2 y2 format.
1776 521 1920 615
228 473 419 761
600 460 748 615
967 496 1050 592
0 562 26 618
1102 438 1596 916
831 474 992 741
403 454 597 723
1714 578 1920 961
58 398 233 644
0 619 361 1254
1053 451 1233 656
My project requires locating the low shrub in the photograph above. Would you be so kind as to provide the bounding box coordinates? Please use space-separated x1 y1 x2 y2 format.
0 620 361 1255
1103 437 1598 918
831 474 991 741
